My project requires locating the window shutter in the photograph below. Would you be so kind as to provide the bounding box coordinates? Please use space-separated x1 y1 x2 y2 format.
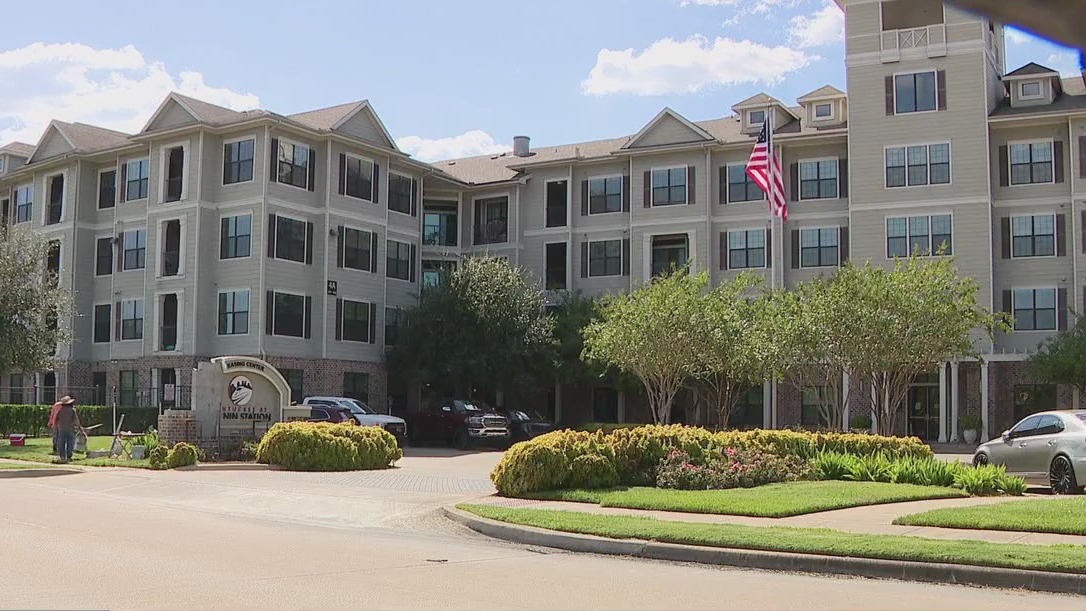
219 218 229 259
998 146 1009 187
791 230 800 269
581 180 589 216
369 232 378 272
409 244 417 283
119 163 128 203
1057 213 1067 256
622 175 631 212
222 149 230 185
1058 288 1068 331
269 138 279 184
718 166 727 205
839 227 850 264
765 228 772 269
336 225 345 268
1054 140 1065 183
334 298 342 341
838 159 849 198
303 296 313 339
790 163 799 201
936 70 947 111
307 148 316 192
267 215 277 258
338 154 346 196
265 291 274 335
368 303 377 344
885 76 895 116
686 166 696 205
411 178 419 217
719 232 727 270
1000 217 1011 259
305 222 314 265
1002 290 1012 315
643 171 651 208
1079 136 1086 178
580 242 589 278
114 301 121 341
622 238 630 276
372 163 381 203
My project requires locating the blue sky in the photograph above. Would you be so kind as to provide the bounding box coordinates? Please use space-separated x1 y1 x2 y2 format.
1 0 1080 160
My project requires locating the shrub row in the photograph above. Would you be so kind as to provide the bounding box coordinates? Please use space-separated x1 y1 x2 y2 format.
811 451 1027 496
256 422 402 471
656 448 809 490
491 425 932 496
0 404 159 436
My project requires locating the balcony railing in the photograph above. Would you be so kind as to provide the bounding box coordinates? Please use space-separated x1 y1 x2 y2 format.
881 24 946 63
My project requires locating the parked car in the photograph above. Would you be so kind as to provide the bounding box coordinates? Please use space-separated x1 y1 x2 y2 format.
499 409 557 443
408 399 509 450
303 396 408 446
305 404 357 425
972 410 1086 494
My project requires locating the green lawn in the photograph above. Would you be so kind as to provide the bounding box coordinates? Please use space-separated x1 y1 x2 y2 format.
460 504 1086 574
895 497 1086 535
526 481 967 518
0 436 152 469
0 462 44 469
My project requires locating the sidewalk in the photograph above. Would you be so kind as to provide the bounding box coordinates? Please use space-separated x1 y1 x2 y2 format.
474 493 1086 546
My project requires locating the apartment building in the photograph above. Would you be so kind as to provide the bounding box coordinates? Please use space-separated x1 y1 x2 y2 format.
2 0 1084 439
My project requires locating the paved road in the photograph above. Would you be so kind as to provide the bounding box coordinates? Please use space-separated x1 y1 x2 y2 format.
1 450 1081 610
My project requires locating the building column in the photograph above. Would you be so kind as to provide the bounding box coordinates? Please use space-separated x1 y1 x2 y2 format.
841 371 850 431
938 363 948 443
762 381 772 429
950 361 960 442
980 362 991 442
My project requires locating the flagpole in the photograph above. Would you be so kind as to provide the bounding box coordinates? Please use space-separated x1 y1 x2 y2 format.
765 104 777 291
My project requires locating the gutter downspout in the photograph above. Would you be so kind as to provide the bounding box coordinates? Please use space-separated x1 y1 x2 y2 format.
258 125 270 359
192 131 204 361
322 141 331 360
67 160 80 367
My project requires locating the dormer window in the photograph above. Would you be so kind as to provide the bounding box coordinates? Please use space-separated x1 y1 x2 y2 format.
748 110 766 126
814 103 833 119
1019 81 1043 100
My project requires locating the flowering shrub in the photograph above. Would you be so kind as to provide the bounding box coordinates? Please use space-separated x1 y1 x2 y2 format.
655 448 810 490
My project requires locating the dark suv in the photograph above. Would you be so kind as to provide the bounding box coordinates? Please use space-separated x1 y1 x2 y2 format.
408 399 510 450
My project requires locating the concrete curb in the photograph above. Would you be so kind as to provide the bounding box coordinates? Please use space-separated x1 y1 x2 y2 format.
443 507 1086 596
0 467 81 479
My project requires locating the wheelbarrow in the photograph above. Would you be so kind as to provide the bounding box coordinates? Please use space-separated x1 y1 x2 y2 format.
74 424 102 454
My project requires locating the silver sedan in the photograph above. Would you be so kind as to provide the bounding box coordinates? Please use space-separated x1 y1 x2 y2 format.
973 410 1086 494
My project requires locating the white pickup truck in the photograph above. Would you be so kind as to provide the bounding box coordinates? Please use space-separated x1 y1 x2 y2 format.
302 396 408 446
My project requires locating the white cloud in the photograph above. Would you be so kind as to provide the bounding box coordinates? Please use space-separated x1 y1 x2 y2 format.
397 130 510 162
0 42 259 146
788 1 844 48
1004 28 1033 46
581 35 813 96
680 0 799 12
1046 52 1082 77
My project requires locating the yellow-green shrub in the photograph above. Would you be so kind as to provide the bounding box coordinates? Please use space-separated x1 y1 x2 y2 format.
256 422 401 471
166 442 199 469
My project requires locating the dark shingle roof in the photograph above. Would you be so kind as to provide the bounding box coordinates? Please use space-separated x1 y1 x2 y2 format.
0 142 35 157
990 77 1086 118
288 101 366 131
54 121 133 153
1004 62 1061 78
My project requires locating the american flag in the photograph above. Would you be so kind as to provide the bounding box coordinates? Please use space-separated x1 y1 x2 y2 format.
745 121 788 221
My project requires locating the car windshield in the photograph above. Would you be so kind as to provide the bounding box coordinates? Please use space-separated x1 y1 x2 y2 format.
453 401 482 412
509 410 544 422
347 400 375 415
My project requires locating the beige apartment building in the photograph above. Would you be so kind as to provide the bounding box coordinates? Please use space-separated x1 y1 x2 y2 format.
1 0 1084 440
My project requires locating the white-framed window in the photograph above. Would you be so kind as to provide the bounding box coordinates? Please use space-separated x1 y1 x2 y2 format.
161 142 187 203
748 110 766 126
338 298 373 343
277 139 311 189
886 214 952 257
885 143 951 188
1019 81 1044 100
651 167 687 206
220 214 252 259
270 291 308 338
345 154 375 201
95 237 113 276
1013 288 1057 331
156 292 181 352
1010 214 1056 258
273 214 309 263
386 239 414 281
98 168 116 209
728 229 767 269
894 70 938 114
125 158 150 200
798 159 839 200
813 103 833 119
14 183 32 224
588 176 623 214
799 227 839 268
473 196 508 244
121 228 147 271
120 299 144 341
217 289 250 336
1009 140 1054 185
587 239 622 277
223 137 255 185
158 218 184 277
44 173 64 225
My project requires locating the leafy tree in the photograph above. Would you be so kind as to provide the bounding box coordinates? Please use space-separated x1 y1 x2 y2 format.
582 270 707 424
387 257 554 400
548 292 605 386
1028 313 1086 396
0 226 71 380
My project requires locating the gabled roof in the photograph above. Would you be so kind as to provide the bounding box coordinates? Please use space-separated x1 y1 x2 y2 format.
990 77 1086 118
0 142 35 157
1004 62 1061 80
171 92 262 125
54 121 132 152
288 100 400 152
730 93 801 120
797 85 846 102
622 107 715 150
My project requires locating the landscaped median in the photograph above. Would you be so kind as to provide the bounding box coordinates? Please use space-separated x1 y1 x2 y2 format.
895 497 1086 536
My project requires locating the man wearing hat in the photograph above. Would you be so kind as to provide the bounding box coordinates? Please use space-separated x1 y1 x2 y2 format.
47 398 64 454
53 396 80 464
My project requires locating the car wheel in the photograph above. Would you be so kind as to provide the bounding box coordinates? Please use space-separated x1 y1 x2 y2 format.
453 429 471 451
972 452 989 467
1049 455 1080 495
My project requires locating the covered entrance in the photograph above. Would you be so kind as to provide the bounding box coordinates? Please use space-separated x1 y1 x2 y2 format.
907 373 940 441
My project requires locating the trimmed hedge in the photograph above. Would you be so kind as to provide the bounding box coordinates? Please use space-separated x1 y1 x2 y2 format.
256 422 402 471
491 425 934 496
0 404 159 436
166 442 199 469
